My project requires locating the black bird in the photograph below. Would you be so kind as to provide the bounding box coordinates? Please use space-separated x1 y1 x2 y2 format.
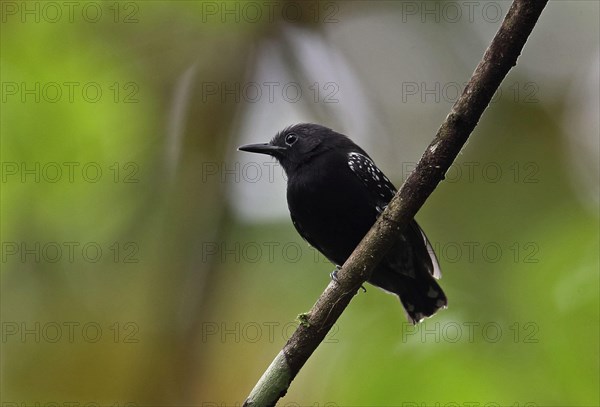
239 123 447 324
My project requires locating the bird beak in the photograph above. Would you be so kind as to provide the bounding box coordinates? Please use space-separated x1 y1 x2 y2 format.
238 143 286 155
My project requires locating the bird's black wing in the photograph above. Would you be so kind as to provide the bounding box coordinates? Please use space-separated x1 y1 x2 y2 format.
347 151 396 213
346 151 442 279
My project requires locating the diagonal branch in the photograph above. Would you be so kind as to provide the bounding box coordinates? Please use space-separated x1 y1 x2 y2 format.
243 1 549 405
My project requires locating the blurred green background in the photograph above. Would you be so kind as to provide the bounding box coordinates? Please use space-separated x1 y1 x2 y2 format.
1 1 598 406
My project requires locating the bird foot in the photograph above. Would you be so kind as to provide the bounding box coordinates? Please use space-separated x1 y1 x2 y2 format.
330 267 367 293
330 266 341 283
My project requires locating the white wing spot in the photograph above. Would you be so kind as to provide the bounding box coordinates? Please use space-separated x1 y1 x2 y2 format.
348 151 397 198
427 286 439 298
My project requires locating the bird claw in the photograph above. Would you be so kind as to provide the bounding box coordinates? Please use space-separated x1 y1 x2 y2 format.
330 266 341 283
376 204 388 216
331 267 367 293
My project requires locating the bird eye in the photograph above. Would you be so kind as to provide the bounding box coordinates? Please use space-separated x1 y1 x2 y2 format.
285 133 298 146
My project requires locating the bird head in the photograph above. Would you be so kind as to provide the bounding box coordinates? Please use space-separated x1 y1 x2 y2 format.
238 123 351 175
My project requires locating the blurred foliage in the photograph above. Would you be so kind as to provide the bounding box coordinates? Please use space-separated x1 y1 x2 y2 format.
1 1 598 406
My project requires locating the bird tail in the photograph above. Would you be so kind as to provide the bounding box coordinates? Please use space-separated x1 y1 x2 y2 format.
369 220 447 324
369 265 447 324
394 273 447 324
